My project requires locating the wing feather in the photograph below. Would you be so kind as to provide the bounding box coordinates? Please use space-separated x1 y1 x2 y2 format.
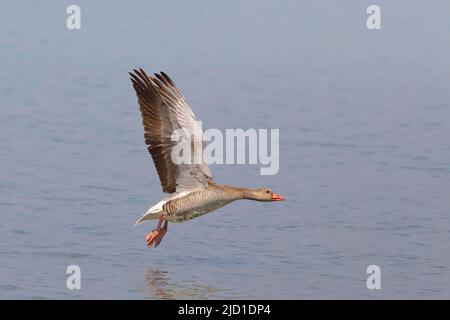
130 69 213 193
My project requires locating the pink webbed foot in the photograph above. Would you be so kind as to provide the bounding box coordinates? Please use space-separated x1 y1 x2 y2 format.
145 217 168 248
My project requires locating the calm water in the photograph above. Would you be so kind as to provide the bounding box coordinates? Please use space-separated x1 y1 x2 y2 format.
1 1 450 299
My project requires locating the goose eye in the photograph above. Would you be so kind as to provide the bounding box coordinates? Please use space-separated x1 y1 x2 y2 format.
266 190 270 193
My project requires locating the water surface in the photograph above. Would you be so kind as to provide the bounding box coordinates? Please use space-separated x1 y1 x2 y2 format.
1 0 450 299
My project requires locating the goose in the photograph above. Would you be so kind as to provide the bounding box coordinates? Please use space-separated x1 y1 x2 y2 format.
129 69 284 248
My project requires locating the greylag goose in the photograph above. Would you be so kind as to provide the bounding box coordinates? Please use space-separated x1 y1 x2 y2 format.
129 69 284 248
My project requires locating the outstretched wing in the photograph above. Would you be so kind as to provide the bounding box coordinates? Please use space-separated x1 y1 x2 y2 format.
129 69 213 193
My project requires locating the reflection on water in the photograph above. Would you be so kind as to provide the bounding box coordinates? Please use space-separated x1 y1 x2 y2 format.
144 268 228 299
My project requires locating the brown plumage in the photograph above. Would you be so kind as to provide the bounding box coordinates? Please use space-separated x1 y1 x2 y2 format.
129 69 284 248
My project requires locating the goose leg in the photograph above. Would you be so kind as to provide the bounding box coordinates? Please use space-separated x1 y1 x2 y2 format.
145 216 167 248
154 220 168 247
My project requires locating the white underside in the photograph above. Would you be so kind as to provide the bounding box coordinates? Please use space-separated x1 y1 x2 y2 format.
134 191 190 225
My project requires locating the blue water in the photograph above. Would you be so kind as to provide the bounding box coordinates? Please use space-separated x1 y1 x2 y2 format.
1 0 450 299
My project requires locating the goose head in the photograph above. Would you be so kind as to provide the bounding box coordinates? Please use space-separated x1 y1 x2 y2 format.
245 188 285 202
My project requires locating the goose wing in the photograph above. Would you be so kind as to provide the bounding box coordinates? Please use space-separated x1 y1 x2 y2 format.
129 69 213 193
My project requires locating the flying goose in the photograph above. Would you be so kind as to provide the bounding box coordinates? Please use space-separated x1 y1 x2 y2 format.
129 69 284 248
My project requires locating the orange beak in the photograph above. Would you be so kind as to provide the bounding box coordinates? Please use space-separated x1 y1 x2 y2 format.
271 192 285 201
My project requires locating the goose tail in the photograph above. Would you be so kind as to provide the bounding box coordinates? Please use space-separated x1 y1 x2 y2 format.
134 201 165 226
134 211 162 226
